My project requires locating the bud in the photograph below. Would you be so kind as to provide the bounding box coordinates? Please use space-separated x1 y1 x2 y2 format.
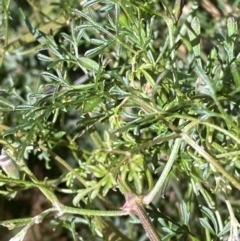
0 148 20 179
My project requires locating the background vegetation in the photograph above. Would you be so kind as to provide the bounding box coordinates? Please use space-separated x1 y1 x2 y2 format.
1 0 240 240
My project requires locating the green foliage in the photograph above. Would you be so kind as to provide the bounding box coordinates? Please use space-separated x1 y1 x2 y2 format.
1 0 240 241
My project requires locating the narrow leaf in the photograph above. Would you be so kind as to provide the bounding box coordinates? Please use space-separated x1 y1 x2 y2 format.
78 57 100 72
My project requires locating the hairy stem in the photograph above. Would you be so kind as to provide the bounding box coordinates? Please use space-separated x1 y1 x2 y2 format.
119 178 161 241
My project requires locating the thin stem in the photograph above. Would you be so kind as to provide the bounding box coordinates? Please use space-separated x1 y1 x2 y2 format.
61 205 128 217
3 208 56 239
130 95 240 191
0 176 62 207
0 0 10 67
117 0 139 32
171 116 240 145
194 65 240 134
225 198 240 240
38 143 117 210
131 133 180 153
0 176 128 217
164 15 179 87
216 151 240 159
38 143 86 185
3 0 10 46
144 137 182 204
182 133 240 190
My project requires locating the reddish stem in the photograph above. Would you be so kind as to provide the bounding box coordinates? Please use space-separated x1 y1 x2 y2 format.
122 193 161 241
